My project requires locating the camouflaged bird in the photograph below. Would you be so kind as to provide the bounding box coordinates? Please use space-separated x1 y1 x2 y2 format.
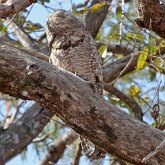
46 10 105 160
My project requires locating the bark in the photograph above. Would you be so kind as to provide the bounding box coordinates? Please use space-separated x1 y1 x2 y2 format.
0 0 36 19
135 0 165 39
0 102 53 164
0 40 49 62
0 44 165 164
85 0 111 38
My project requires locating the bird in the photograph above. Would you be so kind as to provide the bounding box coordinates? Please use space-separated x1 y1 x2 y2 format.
46 9 105 160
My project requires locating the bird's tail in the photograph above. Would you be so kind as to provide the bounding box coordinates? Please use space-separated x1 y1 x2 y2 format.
80 136 105 160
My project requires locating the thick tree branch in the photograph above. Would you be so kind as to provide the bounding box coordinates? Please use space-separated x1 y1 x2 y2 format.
0 40 49 61
0 102 53 164
0 0 36 19
0 44 165 164
85 0 111 38
135 0 165 39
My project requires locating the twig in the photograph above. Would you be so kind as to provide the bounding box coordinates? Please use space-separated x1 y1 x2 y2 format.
142 138 165 163
37 32 46 42
111 52 135 84
72 141 82 165
6 17 48 53
72 0 90 10
6 18 36 48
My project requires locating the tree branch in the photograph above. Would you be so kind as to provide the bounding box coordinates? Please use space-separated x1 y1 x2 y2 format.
6 18 35 48
6 18 48 53
102 53 139 83
0 40 49 61
72 0 90 9
97 42 134 56
72 141 82 165
104 84 143 121
0 0 36 19
39 130 77 165
85 0 111 38
0 102 53 164
0 44 165 164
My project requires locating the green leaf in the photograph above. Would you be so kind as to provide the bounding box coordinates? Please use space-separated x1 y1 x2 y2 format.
125 32 133 40
148 44 157 54
98 45 107 57
74 2 108 15
90 1 109 12
149 69 156 81
0 24 6 31
148 35 157 54
95 29 103 40
126 32 144 41
129 85 140 96
136 47 148 70
134 33 144 41
73 8 89 15
116 6 122 18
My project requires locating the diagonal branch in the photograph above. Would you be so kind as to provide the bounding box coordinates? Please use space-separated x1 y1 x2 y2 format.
39 130 78 165
0 102 53 164
0 44 165 164
6 18 35 47
97 42 134 55
0 0 36 19
85 0 111 38
72 141 82 165
6 18 48 53
102 53 139 83
104 84 143 121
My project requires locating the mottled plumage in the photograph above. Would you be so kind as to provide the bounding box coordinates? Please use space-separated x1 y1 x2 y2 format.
46 10 105 160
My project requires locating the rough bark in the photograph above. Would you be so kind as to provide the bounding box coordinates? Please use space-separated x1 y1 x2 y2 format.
136 0 165 39
0 0 36 19
0 44 165 164
0 102 53 164
85 0 111 38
